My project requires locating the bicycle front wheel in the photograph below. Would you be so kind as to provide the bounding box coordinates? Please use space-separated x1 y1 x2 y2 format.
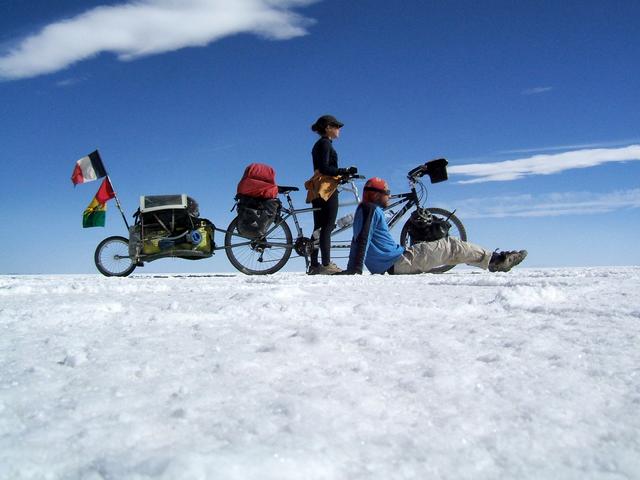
224 217 293 275
94 236 136 277
399 208 468 274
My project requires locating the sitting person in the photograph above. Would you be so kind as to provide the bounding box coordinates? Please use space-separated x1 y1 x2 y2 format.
341 177 527 275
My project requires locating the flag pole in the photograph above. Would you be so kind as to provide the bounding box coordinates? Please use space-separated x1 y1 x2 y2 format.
107 174 130 230
95 149 130 230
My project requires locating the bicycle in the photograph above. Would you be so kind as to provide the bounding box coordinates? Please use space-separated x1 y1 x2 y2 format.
223 158 467 275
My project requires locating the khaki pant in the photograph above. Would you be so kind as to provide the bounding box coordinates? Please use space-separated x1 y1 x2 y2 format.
393 237 492 274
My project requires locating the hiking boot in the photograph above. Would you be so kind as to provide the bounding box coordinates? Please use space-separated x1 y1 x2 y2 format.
307 264 321 275
318 262 343 275
488 250 528 272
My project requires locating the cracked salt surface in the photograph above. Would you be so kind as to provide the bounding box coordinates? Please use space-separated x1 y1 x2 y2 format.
0 267 639 479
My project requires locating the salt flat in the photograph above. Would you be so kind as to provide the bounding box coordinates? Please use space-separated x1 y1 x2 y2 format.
1 267 639 479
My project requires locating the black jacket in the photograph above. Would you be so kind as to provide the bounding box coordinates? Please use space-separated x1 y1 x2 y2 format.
312 137 340 176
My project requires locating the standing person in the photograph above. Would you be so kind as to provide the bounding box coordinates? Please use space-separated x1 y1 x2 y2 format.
340 177 528 275
304 114 357 275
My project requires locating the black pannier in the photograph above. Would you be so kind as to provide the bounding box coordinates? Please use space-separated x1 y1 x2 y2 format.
406 208 451 244
236 194 281 238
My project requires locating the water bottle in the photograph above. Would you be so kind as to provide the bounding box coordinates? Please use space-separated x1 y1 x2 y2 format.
336 213 354 228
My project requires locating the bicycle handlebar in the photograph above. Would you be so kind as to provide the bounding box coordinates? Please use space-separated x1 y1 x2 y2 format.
338 160 448 184
407 158 448 183
338 174 366 184
407 165 428 179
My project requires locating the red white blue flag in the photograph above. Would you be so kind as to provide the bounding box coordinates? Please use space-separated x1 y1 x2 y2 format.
71 150 107 185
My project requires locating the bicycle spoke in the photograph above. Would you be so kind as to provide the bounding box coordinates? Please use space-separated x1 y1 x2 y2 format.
95 236 136 277
225 219 293 274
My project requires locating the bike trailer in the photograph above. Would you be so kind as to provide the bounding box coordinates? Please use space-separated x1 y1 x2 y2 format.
130 194 215 258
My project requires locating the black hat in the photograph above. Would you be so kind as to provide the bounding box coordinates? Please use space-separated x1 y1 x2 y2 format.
311 114 344 133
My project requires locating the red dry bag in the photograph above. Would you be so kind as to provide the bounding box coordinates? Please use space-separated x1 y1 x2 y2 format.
236 163 278 199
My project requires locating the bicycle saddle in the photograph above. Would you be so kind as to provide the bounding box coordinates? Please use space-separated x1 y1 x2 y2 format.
278 185 299 193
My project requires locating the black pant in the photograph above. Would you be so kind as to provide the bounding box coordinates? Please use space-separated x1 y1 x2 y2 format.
311 191 339 266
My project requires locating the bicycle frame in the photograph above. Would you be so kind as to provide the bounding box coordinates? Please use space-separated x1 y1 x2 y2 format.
245 180 366 245
384 187 421 230
217 196 315 252
223 176 425 249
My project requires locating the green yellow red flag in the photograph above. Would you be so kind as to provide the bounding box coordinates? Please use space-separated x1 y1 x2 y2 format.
82 177 115 228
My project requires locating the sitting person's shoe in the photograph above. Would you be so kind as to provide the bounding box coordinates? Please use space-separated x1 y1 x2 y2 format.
318 262 343 275
488 250 528 272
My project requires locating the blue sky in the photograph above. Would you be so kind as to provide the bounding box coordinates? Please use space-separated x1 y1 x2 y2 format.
1 0 639 274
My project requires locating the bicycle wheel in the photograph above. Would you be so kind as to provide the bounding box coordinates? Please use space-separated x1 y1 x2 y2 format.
94 236 136 277
399 207 468 274
224 217 293 275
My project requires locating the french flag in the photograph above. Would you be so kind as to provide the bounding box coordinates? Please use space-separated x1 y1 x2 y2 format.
71 150 107 185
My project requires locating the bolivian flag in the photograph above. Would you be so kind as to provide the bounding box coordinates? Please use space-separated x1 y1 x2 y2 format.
83 178 115 228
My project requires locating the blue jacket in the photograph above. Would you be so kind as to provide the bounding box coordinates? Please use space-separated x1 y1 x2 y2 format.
347 203 405 274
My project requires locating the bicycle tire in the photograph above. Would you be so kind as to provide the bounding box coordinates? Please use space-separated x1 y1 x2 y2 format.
224 217 293 275
94 236 136 277
399 207 468 274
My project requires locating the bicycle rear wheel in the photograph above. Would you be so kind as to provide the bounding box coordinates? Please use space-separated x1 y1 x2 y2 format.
95 236 136 277
224 217 293 275
399 207 467 274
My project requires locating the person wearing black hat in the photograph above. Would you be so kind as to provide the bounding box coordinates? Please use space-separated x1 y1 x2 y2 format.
305 114 357 275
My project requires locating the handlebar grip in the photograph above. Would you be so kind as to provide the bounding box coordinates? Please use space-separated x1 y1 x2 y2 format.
407 165 425 178
339 174 366 183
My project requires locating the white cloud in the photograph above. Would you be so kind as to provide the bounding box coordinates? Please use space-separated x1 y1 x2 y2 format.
455 189 640 219
0 0 317 80
449 145 640 184
522 86 553 95
498 139 640 155
56 76 89 87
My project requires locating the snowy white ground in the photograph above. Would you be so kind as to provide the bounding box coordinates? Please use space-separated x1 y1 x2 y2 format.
1 267 639 480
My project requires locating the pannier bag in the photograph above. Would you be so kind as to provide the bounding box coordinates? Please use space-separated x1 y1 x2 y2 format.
235 163 281 238
236 195 281 238
406 208 451 244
